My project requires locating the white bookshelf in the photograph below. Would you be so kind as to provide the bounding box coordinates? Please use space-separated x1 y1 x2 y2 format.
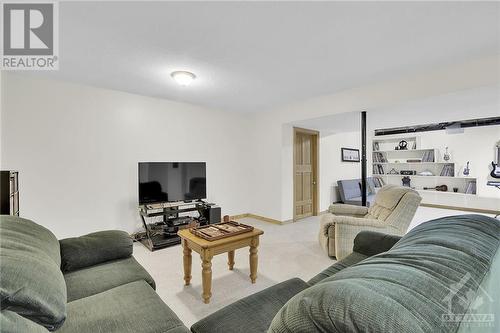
383 175 475 180
372 135 477 199
373 148 435 153
373 162 451 165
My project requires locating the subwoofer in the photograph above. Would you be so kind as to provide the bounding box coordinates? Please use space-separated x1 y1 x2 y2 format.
208 206 221 225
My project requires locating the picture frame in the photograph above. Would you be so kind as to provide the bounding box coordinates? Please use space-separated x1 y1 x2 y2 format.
341 148 360 162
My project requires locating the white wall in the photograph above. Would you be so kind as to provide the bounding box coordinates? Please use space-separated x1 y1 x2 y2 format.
319 131 361 211
1 73 254 238
247 112 283 221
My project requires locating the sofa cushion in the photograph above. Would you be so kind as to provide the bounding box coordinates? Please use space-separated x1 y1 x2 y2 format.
337 179 361 202
338 178 376 204
365 185 416 221
344 194 375 207
366 177 376 194
269 214 500 333
0 216 67 331
356 179 376 194
307 252 368 285
0 310 49 333
58 280 190 333
192 278 309 333
351 231 401 257
372 185 412 210
0 216 61 265
60 230 133 272
64 256 155 302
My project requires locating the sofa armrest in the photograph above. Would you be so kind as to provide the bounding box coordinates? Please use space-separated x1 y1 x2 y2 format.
329 203 369 216
191 278 309 333
352 231 402 257
333 222 401 260
60 230 133 272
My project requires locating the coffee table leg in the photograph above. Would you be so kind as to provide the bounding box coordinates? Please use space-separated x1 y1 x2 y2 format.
249 237 259 283
182 239 192 286
201 251 213 304
228 250 235 270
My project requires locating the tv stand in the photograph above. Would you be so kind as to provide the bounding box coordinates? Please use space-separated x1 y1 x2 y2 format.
138 201 219 251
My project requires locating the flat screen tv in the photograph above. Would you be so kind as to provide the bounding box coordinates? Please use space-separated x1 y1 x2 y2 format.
138 162 206 204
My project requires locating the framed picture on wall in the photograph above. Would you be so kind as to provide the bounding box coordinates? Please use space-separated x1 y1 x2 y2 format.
341 148 360 162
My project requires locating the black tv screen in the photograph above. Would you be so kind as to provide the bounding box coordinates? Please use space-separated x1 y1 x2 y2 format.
138 162 206 204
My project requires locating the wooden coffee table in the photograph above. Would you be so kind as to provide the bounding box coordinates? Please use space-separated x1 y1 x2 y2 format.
177 227 264 304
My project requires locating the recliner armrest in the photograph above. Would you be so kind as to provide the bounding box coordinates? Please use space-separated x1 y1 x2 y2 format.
60 230 133 272
321 215 383 237
352 231 401 257
329 203 369 216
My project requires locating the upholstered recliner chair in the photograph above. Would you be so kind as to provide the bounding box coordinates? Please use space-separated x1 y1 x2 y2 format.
319 184 421 259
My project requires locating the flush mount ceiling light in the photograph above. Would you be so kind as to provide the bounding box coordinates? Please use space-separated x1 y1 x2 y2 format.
171 71 196 86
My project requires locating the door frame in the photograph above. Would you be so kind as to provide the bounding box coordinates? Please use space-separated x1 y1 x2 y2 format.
293 127 319 221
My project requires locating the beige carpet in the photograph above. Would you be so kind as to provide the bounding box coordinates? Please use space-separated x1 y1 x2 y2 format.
133 207 495 328
133 216 332 327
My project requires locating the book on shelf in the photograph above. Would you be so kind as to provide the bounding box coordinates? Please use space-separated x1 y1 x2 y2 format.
440 164 454 177
465 181 476 194
373 176 385 187
372 165 383 175
373 152 387 163
373 164 385 175
421 150 435 162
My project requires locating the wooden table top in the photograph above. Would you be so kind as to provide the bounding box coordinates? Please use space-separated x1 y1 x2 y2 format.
178 227 264 249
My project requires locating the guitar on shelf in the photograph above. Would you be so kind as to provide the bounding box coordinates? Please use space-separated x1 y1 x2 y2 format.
492 145 500 179
463 162 470 176
423 185 448 192
491 162 500 178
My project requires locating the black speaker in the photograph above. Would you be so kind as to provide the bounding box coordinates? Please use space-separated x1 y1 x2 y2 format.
208 206 221 225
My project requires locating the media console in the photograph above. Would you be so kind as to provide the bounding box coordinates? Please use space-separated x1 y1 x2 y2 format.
138 200 221 251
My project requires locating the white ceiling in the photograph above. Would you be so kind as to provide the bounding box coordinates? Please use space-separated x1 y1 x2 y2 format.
23 1 500 113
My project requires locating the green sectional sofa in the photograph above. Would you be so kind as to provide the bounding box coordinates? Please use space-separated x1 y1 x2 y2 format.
193 214 500 333
2 214 499 333
0 215 189 333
